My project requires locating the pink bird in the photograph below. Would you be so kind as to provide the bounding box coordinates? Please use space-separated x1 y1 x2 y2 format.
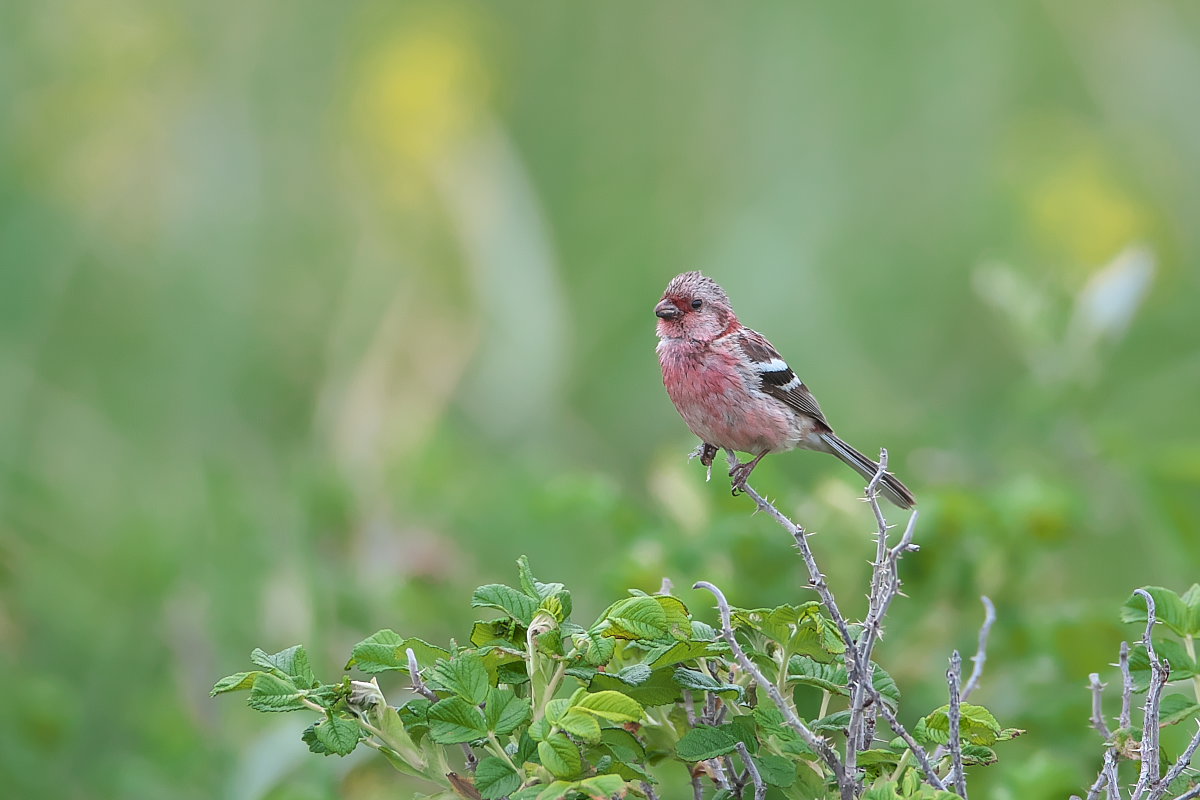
655 271 915 508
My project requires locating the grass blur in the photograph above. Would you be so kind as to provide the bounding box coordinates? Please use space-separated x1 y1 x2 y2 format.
3 1 1200 798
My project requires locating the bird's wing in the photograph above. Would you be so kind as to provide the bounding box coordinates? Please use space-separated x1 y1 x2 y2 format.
735 328 831 429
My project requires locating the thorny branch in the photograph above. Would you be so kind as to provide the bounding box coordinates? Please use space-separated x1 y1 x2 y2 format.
1133 589 1170 800
694 580 855 800
719 449 957 795
947 651 968 799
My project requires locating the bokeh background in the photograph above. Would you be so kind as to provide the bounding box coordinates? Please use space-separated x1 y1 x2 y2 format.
3 1 1199 798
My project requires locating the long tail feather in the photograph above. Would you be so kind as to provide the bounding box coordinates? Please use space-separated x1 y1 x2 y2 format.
819 433 916 509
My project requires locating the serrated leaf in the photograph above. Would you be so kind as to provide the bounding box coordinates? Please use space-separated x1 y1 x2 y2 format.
475 756 522 800
856 749 901 766
1122 587 1195 637
430 653 490 704
600 727 646 761
248 672 307 712
590 667 682 706
617 664 653 685
516 555 565 600
573 690 644 722
313 714 361 755
573 774 626 797
654 595 692 640
559 709 602 743
578 632 616 666
723 713 758 754
597 596 669 641
673 667 743 700
1129 640 1198 691
919 703 1003 746
860 780 901 800
787 656 848 695
539 591 573 623
397 697 431 743
346 630 450 674
753 753 797 787
473 584 539 625
961 743 998 765
811 710 852 733
471 619 525 648
1158 693 1200 726
483 687 531 734
538 732 583 779
251 646 317 688
211 671 260 696
428 696 488 743
645 639 726 669
676 724 738 761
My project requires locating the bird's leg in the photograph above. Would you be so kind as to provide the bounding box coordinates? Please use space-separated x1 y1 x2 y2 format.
729 450 769 495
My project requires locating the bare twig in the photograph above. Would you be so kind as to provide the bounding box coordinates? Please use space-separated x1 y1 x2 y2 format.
1090 673 1113 739
962 596 997 701
876 702 950 791
406 648 440 703
682 689 697 727
1104 749 1123 800
1133 589 1171 800
738 741 766 800
1120 641 1134 730
948 651 968 798
640 781 660 800
691 768 704 800
1152 722 1200 800
694 580 854 800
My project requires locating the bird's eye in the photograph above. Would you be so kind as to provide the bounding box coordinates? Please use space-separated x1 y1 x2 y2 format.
691 299 703 310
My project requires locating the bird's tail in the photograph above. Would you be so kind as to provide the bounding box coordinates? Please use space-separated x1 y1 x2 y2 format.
818 432 916 509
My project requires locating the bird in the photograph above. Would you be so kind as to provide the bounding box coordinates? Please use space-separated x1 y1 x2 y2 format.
654 271 915 508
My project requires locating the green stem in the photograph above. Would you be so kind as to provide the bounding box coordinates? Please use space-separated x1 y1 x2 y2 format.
889 749 913 783
541 662 567 711
487 732 521 774
1185 635 1200 703
818 690 831 721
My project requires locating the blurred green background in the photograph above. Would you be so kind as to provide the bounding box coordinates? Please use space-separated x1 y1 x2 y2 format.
3 1 1199 798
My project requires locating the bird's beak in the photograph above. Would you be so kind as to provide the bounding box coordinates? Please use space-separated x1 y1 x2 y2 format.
655 299 682 320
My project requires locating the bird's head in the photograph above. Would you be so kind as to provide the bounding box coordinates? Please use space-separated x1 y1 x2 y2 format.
655 271 737 342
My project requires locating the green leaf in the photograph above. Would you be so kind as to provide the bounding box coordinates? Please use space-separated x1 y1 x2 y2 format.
600 727 646 762
484 687 531 735
345 630 450 674
597 596 669 641
572 774 626 797
577 632 616 666
430 653 490 704
787 656 848 695
538 732 583 779
961 743 998 765
860 781 901 800
248 673 307 712
545 697 574 726
473 584 539 625
645 640 726 669
857 749 901 766
1183 584 1200 634
539 591 573 623
251 646 317 688
616 664 652 685
722 713 758 754
313 714 361 756
1122 587 1195 637
753 753 797 787
475 756 523 800
676 724 738 761
673 667 743 700
471 619 525 648
919 703 1003 746
211 671 259 696
1159 693 1200 726
559 709 602 743
654 595 692 640
811 710 851 733
1129 640 1199 691
517 555 566 600
397 697 431 743
590 667 682 706
573 690 645 722
428 696 488 743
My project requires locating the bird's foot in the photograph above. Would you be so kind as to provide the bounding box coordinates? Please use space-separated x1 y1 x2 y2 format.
729 462 753 496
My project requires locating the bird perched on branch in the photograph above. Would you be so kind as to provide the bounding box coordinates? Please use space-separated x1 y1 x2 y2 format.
654 271 915 508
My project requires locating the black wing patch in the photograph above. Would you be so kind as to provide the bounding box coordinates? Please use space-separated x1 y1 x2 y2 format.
738 329 831 429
